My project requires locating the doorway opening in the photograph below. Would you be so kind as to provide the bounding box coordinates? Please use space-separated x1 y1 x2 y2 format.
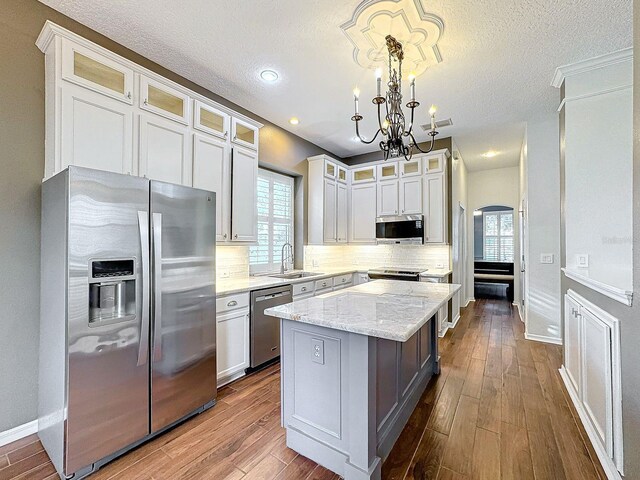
473 205 515 302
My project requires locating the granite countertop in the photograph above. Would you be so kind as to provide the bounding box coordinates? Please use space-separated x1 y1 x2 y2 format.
216 267 453 296
264 280 461 342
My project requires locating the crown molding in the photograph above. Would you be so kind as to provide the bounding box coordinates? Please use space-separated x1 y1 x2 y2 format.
551 47 633 88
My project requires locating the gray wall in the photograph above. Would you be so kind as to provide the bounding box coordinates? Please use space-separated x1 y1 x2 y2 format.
0 0 337 432
559 15 640 476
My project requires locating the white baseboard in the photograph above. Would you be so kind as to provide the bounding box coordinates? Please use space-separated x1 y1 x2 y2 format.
559 367 622 479
464 297 475 307
448 314 460 329
524 332 562 345
0 420 38 448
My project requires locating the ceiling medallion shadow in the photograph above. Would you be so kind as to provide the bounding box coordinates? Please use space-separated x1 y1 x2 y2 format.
340 0 444 77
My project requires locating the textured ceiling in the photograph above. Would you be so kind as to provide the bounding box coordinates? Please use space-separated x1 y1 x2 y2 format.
38 0 632 170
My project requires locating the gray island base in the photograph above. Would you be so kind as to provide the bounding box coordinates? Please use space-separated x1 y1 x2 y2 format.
265 280 460 480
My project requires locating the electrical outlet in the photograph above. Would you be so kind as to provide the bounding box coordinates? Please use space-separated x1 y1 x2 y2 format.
220 269 230 278
311 338 324 365
540 254 554 264
577 254 589 268
312 259 319 268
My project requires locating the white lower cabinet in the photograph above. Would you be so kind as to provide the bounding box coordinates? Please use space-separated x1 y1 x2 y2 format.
581 308 613 456
216 294 250 384
193 133 230 242
231 145 258 242
139 113 191 185
564 295 582 395
561 291 621 476
354 272 370 285
61 83 134 175
350 183 377 243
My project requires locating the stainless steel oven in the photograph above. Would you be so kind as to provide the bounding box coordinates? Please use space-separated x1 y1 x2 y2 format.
375 215 424 244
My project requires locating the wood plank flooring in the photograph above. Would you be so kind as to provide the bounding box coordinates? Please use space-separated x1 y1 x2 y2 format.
0 298 604 480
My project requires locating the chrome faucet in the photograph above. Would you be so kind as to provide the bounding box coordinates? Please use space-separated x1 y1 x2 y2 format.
281 242 294 274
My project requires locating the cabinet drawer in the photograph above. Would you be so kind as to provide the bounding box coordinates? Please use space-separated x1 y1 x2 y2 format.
315 287 332 297
216 292 250 313
334 274 353 286
293 281 314 297
315 277 334 291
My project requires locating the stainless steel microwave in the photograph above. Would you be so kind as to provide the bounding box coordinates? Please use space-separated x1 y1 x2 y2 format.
375 215 424 244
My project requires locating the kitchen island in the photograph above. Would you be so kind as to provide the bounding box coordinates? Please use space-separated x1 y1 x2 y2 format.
264 280 460 480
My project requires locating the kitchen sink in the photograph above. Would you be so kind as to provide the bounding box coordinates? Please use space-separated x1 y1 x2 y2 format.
269 271 324 279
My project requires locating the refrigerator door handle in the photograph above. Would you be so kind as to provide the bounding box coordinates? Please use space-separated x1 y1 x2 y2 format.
137 210 150 367
152 212 163 362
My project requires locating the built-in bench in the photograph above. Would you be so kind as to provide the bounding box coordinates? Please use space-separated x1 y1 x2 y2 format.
474 261 514 302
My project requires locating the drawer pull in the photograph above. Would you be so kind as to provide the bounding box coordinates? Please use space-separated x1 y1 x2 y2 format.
342 278 346 282
322 282 327 287
227 300 238 307
301 287 307 291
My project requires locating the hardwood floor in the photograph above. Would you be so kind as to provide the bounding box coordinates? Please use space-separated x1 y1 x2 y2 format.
0 299 605 480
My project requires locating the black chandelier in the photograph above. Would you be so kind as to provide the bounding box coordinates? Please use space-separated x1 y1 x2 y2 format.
351 35 439 161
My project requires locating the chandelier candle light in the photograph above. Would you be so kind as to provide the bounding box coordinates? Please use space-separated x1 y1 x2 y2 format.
351 35 439 161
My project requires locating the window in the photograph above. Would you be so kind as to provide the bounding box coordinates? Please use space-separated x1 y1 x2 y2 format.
483 210 514 262
249 169 294 274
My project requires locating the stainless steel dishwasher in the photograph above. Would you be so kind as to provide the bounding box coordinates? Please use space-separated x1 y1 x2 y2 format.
249 284 293 369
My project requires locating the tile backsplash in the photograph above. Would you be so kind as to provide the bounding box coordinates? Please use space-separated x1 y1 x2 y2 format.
303 244 451 271
216 244 450 281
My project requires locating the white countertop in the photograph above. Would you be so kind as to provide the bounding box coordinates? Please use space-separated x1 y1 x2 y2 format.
264 280 461 342
216 267 452 296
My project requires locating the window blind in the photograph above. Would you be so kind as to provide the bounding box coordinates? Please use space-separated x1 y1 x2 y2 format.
249 169 294 274
483 210 514 262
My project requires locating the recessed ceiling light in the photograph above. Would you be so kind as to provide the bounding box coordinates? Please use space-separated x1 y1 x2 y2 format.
260 69 279 82
482 150 499 158
289 117 299 125
351 135 361 142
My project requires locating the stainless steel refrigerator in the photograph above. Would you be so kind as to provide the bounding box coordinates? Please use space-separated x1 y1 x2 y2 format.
38 166 217 479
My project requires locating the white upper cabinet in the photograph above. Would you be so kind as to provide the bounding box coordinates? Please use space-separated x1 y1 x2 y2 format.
324 160 337 179
231 145 258 242
399 177 423 215
336 183 348 243
194 100 230 140
377 180 399 216
351 165 376 184
140 76 190 124
193 133 230 242
61 83 133 175
350 183 376 243
377 162 399 180
61 38 134 104
139 113 191 185
337 165 348 184
400 158 422 177
323 178 337 243
424 152 445 173
231 117 258 150
424 174 446 243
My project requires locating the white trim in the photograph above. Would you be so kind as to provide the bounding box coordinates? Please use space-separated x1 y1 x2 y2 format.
562 268 633 306
36 21 263 129
0 420 38 448
524 332 562 345
556 84 632 112
559 367 623 479
447 313 460 330
514 302 524 323
551 48 633 88
465 297 475 306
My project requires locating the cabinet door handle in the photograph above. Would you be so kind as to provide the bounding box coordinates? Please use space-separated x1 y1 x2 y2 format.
227 300 237 307
234 233 238 239
224 131 228 138
143 98 148 106
223 233 227 239
126 91 132 100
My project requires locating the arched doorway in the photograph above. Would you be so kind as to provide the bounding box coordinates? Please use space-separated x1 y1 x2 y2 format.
473 205 515 301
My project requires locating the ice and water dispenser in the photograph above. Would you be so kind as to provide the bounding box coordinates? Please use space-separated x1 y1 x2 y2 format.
88 259 136 325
